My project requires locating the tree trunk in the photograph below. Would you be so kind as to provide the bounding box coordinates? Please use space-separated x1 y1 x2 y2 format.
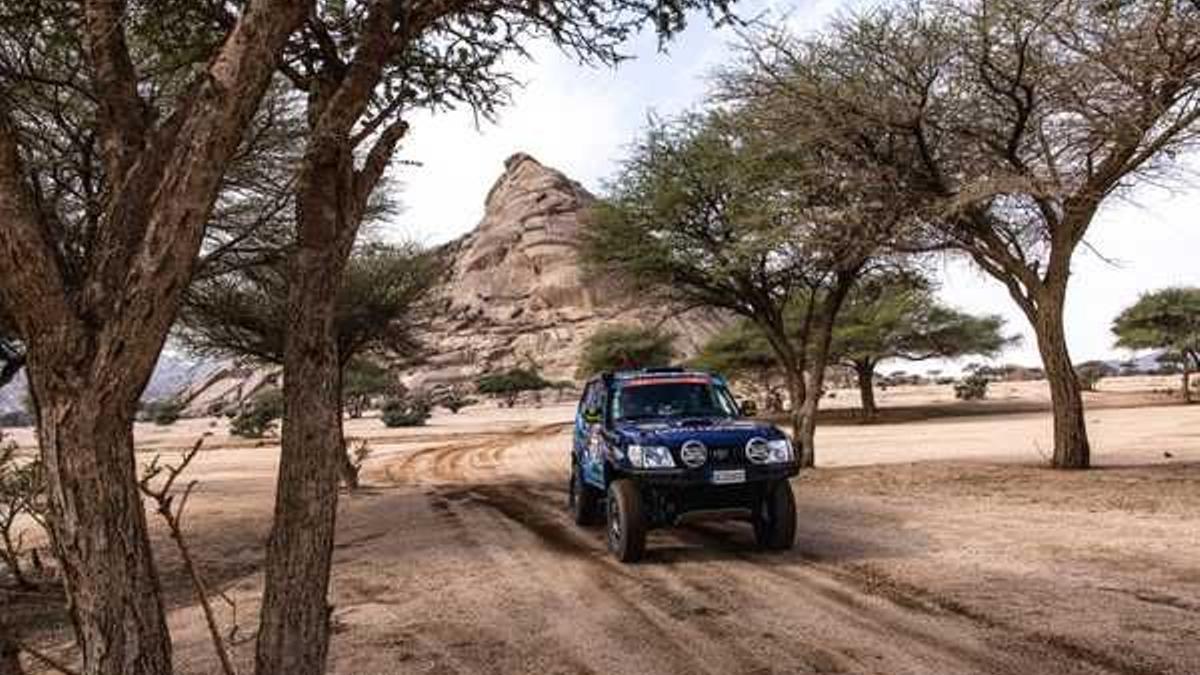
0 527 29 590
254 244 346 675
33 386 172 674
781 365 807 465
855 361 877 419
1031 296 1090 469
796 271 857 467
254 153 356 673
0 613 24 675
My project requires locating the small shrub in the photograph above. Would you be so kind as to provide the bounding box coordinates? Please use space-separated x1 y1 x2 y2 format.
1076 366 1105 392
230 389 283 438
0 411 32 428
954 373 989 401
476 368 551 407
149 399 184 426
381 396 432 427
437 388 476 414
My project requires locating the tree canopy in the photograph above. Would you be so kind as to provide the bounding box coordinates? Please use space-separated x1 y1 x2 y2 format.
724 0 1200 467
1113 287 1200 402
576 324 677 378
178 242 438 368
832 274 1016 415
580 111 907 462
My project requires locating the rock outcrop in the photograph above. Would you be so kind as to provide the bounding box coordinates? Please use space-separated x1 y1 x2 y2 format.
404 152 726 387
0 152 730 417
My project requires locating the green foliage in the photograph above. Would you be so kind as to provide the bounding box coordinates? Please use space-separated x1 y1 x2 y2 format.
147 399 185 426
1113 287 1200 401
1075 362 1113 392
180 243 439 368
576 324 676 377
476 368 551 395
1113 287 1200 366
691 321 777 377
833 274 1016 368
342 359 392 419
381 396 432 428
476 368 552 407
954 373 990 401
229 389 283 439
579 113 815 309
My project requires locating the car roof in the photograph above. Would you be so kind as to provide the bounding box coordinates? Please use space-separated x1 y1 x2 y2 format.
602 368 728 387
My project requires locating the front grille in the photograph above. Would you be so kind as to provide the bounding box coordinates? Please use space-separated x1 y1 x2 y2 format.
705 445 743 468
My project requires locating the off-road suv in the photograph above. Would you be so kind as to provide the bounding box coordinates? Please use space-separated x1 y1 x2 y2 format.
569 368 799 562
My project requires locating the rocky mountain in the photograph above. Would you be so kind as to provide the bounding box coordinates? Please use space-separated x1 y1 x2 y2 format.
403 152 726 387
0 351 222 418
0 153 726 420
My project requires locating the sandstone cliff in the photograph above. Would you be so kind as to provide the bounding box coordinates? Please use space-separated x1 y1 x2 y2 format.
404 152 725 387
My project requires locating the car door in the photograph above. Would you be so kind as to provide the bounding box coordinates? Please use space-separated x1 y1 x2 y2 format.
575 381 607 488
573 380 596 464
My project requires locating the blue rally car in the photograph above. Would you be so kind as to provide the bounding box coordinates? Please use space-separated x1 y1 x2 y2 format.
569 368 799 562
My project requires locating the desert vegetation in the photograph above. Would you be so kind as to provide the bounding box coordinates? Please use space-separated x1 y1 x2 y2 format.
0 0 1198 674
576 324 677 377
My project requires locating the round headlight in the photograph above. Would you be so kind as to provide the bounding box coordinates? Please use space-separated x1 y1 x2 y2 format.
679 440 707 468
745 437 771 464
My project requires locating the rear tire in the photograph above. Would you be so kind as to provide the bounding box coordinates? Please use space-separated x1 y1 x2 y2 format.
569 462 602 526
754 480 796 551
607 479 647 562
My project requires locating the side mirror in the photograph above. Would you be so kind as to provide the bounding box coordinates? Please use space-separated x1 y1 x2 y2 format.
582 407 602 424
739 400 758 417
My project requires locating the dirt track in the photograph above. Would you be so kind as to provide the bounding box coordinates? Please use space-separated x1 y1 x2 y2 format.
15 398 1200 674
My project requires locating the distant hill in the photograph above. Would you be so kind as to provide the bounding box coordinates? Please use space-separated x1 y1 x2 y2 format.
0 351 220 418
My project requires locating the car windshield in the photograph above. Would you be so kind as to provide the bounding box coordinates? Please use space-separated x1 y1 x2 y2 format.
612 380 739 421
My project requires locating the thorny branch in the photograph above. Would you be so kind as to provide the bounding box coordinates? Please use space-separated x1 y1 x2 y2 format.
138 437 241 675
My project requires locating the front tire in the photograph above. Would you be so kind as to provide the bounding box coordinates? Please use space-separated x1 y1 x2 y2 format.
606 479 647 563
754 480 796 551
569 461 602 526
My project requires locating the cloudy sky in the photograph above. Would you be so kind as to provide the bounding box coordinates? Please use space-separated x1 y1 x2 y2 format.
385 0 1200 370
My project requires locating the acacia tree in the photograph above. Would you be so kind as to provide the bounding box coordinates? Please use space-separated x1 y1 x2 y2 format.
0 2 309 672
832 274 1015 417
179 244 437 484
1113 287 1200 403
734 0 1200 467
690 321 781 411
253 1 735 671
580 112 904 463
576 324 677 377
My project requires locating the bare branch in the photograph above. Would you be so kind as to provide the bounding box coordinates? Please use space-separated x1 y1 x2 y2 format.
139 438 240 675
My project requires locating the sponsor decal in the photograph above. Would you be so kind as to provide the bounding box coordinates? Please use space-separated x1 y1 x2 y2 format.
621 377 711 388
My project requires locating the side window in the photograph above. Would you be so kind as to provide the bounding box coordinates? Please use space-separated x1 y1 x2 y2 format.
577 382 592 414
580 381 600 416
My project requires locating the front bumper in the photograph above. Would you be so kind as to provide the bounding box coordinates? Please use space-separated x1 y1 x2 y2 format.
620 462 799 487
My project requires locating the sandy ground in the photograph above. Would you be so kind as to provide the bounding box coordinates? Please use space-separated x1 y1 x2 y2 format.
7 380 1200 674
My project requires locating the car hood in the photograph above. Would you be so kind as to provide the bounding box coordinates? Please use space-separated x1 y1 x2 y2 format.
612 417 786 449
